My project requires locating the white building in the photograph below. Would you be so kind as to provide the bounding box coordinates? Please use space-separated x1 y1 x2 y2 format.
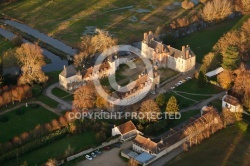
59 65 83 91
222 95 243 113
112 121 139 141
141 31 196 72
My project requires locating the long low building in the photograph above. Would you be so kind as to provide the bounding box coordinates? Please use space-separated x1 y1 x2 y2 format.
129 107 224 165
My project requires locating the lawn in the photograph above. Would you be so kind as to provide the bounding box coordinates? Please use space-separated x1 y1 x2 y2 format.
0 104 58 143
158 68 179 83
208 99 223 112
52 87 71 98
172 17 243 63
36 94 59 108
165 92 196 109
175 79 223 94
167 110 200 130
0 0 187 45
2 131 97 166
168 123 250 166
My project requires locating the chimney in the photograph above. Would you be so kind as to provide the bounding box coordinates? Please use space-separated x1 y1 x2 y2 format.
144 33 147 41
186 49 190 59
182 46 185 53
64 65 66 69
138 74 141 79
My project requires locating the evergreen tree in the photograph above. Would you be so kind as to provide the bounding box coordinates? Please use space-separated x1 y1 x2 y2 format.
197 70 208 88
156 93 166 107
166 96 179 113
222 46 241 70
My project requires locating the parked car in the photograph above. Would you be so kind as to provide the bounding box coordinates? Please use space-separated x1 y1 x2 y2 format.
95 150 101 155
114 142 122 148
85 155 93 161
186 77 192 80
151 91 156 95
91 152 96 158
175 83 179 86
104 146 111 151
170 87 175 90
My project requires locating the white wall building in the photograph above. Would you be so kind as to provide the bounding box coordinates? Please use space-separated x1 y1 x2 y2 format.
222 95 243 113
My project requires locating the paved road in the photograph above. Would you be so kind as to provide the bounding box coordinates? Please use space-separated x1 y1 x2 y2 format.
45 83 72 109
149 147 183 166
77 141 132 166
3 19 77 55
0 27 68 72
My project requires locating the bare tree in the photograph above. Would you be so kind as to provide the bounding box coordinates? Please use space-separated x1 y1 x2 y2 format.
139 99 161 122
217 70 233 90
182 0 195 10
15 43 48 85
73 82 97 110
202 0 233 22
45 158 57 166
73 51 88 68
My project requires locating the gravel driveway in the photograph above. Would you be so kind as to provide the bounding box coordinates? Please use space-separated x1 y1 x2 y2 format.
76 141 132 166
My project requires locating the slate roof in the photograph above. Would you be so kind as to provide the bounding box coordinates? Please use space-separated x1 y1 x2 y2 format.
59 65 78 78
223 95 240 106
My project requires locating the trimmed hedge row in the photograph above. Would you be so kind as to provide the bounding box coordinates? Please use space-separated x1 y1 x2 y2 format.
0 127 68 164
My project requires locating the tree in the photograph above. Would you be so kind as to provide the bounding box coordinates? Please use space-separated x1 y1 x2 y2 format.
202 0 233 22
155 93 166 107
95 94 108 109
15 43 48 85
139 99 161 123
182 0 195 10
222 46 241 70
73 51 88 68
197 70 208 88
45 158 57 166
217 70 233 90
95 130 107 143
243 89 250 109
73 82 97 110
166 96 179 113
11 36 23 47
90 29 118 55
199 0 207 4
128 158 139 166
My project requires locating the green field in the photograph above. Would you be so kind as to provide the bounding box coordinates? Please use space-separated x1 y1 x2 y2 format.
0 0 187 45
173 17 242 63
0 105 58 143
168 123 250 166
175 79 223 94
165 92 196 109
158 68 179 83
2 131 96 166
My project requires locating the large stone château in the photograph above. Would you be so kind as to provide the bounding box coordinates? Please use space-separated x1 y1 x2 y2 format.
141 31 196 72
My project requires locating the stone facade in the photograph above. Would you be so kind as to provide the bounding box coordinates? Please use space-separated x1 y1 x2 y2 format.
141 31 196 72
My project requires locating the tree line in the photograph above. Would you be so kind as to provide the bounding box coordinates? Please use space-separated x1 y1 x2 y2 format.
0 84 32 108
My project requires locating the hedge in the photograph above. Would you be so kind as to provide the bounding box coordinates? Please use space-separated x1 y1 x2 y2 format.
0 127 68 164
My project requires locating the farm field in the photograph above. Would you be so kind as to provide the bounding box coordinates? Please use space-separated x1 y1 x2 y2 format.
0 0 186 45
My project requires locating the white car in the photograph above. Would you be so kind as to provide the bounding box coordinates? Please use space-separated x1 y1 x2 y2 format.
186 77 192 80
175 83 179 86
151 91 156 95
85 155 93 161
91 152 96 158
170 87 175 90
